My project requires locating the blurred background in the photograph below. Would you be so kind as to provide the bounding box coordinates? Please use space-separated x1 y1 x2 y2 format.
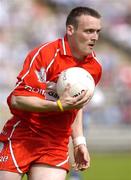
0 0 131 180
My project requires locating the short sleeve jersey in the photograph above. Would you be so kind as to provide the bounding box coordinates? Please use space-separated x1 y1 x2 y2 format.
7 35 102 137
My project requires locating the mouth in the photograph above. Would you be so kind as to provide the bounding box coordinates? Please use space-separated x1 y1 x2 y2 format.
88 43 95 47
88 44 95 49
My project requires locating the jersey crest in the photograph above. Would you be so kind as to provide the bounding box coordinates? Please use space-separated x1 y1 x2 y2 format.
35 67 46 83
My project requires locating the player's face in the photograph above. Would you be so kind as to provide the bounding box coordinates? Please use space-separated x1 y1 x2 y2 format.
67 15 102 60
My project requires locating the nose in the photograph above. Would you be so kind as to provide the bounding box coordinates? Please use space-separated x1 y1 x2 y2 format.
92 31 99 41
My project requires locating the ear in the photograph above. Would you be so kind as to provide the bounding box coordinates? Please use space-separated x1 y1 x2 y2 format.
66 25 75 36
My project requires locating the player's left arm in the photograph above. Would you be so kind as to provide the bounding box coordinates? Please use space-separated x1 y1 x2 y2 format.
71 109 90 171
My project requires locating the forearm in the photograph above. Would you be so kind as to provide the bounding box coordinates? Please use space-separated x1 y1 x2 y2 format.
71 109 87 147
71 109 84 139
11 86 89 113
11 95 59 112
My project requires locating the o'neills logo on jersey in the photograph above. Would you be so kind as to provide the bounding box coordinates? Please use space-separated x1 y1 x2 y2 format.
35 67 46 83
25 85 45 95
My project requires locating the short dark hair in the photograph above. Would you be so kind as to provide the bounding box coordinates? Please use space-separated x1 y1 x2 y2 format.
66 6 101 29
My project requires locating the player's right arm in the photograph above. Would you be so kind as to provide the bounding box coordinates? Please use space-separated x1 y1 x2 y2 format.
11 95 59 112
11 87 89 112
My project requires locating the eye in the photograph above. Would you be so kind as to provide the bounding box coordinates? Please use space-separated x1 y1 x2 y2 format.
84 29 95 34
84 29 102 34
97 29 101 34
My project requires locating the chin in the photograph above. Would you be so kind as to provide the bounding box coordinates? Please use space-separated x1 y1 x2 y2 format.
85 50 92 55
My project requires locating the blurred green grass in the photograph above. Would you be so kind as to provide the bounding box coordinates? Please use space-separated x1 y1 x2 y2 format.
80 153 131 180
23 153 131 180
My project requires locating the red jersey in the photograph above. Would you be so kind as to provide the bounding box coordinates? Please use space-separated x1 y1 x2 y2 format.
7 35 102 138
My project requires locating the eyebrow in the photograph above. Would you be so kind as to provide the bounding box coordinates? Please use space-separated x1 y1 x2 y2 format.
84 28 102 32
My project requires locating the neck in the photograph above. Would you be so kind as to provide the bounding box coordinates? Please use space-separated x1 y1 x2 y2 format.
68 38 84 61
73 53 85 61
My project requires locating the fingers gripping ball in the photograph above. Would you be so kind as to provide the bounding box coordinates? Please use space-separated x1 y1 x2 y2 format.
56 67 95 99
